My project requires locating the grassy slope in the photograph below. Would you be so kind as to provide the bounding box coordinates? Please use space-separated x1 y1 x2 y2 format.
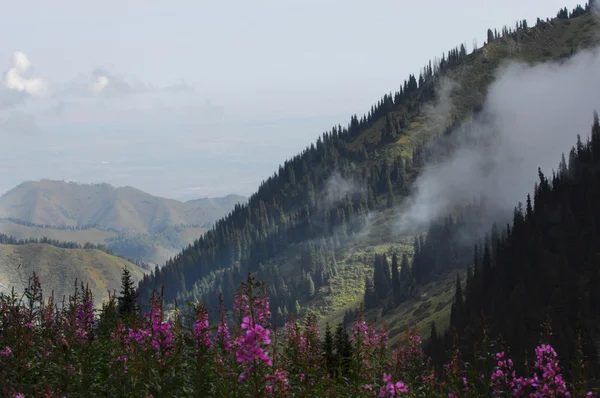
272 14 600 338
0 220 118 244
0 220 207 266
0 243 146 308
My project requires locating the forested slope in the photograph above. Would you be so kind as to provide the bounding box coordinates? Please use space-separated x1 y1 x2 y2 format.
137 4 600 332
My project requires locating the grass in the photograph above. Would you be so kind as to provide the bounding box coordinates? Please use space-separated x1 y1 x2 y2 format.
0 243 147 308
0 220 117 245
0 219 208 266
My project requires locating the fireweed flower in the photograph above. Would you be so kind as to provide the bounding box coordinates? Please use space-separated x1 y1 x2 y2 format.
193 309 212 349
490 351 517 396
216 318 232 352
392 326 423 378
379 373 408 397
147 301 174 354
0 346 12 358
530 344 570 396
351 318 389 374
235 316 272 366
74 299 95 343
116 355 128 374
264 369 290 394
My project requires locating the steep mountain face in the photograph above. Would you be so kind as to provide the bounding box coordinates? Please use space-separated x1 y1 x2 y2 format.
0 180 245 264
0 180 246 233
0 242 146 308
137 8 600 336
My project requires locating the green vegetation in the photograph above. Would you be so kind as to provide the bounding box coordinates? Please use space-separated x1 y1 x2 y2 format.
0 242 145 308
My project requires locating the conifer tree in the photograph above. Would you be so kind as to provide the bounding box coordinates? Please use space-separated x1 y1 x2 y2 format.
334 323 353 376
118 267 139 317
323 323 336 374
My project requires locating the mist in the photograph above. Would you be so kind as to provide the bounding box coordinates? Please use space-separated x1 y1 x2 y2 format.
397 46 600 234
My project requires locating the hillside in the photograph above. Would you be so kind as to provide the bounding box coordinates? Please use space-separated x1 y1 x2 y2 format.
0 242 146 308
138 5 600 344
0 181 245 264
0 180 246 233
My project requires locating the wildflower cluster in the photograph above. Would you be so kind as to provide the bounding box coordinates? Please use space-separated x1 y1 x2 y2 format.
0 273 595 397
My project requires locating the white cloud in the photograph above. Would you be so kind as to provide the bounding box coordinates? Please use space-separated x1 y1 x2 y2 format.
89 75 109 95
3 52 49 99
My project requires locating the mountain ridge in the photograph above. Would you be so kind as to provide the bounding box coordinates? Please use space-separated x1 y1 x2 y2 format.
0 179 246 233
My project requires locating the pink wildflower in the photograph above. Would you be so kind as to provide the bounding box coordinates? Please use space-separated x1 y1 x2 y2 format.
193 310 212 349
0 346 12 358
379 373 408 397
235 316 272 366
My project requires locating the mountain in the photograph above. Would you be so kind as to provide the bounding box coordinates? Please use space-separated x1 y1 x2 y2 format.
137 7 600 331
0 180 246 233
0 242 146 308
0 180 246 264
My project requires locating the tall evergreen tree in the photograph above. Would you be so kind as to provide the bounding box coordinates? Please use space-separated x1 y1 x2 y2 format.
118 267 139 317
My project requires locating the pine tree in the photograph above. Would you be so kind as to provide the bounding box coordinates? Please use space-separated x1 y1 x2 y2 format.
363 276 379 308
323 323 336 374
334 323 353 376
118 267 139 317
373 254 392 300
399 253 411 283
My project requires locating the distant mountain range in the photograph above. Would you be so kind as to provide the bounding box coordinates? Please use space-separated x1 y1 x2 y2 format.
0 179 246 233
0 180 245 265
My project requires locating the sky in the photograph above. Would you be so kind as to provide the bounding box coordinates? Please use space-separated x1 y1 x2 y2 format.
0 0 582 200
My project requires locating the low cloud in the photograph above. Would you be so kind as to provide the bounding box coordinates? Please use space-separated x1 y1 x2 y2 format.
397 46 600 235
322 171 363 210
422 77 458 135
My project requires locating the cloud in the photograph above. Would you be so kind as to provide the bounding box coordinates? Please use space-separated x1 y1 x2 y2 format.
3 52 49 99
396 47 600 235
86 68 150 97
422 77 458 135
89 75 109 95
0 111 42 135
321 171 363 210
